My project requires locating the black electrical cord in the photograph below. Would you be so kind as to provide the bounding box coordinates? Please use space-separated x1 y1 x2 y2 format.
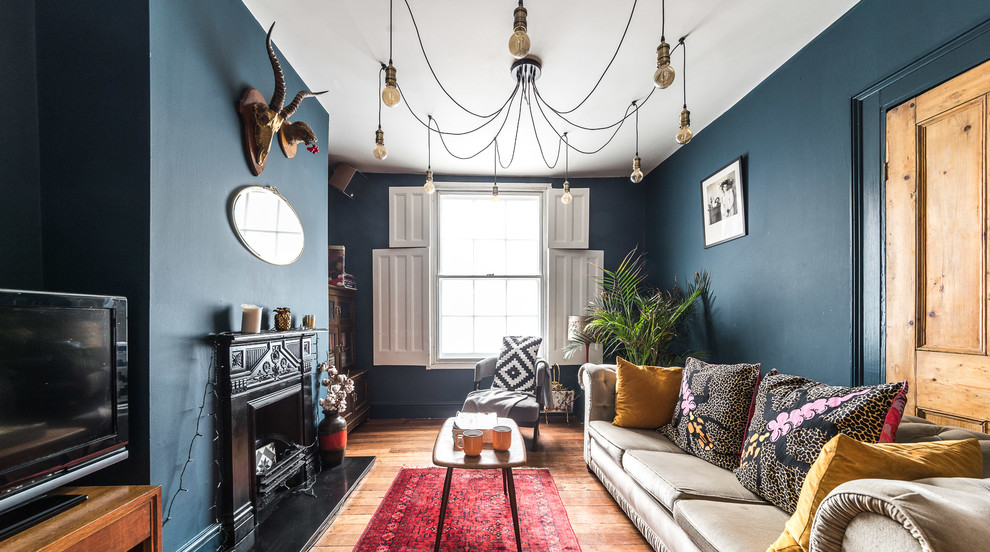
680 37 687 108
397 82 520 136
432 87 521 161
537 0 640 114
402 0 511 119
377 64 384 128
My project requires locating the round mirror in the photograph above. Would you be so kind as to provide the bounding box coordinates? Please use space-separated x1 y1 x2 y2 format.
230 186 305 265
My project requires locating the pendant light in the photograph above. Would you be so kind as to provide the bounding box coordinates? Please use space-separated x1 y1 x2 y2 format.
561 132 572 204
653 0 674 89
491 147 500 201
373 65 388 160
675 38 693 145
424 116 436 194
508 0 531 59
630 101 644 183
382 0 401 107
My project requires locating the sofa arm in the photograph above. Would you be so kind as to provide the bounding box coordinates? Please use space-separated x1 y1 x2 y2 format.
579 363 617 466
809 477 990 552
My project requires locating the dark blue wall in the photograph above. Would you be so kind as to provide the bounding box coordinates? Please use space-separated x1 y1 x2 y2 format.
34 0 153 489
643 1 990 384
4 1 329 549
329 173 643 420
0 1 42 289
148 1 329 549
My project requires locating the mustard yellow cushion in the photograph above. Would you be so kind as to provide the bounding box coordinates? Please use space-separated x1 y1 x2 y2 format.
767 434 983 552
613 357 682 428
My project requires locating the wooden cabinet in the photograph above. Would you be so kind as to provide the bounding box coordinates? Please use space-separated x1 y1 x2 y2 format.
328 287 369 431
0 486 161 552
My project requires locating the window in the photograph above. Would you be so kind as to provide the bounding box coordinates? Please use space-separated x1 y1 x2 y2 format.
435 192 543 360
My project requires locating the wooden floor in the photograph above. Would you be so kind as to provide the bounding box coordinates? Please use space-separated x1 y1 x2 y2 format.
311 418 653 551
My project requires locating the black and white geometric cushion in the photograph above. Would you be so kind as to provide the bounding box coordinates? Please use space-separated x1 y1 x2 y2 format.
492 336 542 394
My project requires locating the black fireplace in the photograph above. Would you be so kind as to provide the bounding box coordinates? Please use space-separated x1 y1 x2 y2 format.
215 330 319 551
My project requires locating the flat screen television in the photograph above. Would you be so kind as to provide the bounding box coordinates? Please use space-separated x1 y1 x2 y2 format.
0 289 129 516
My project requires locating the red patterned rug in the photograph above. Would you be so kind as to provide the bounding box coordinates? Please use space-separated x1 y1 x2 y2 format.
353 467 582 552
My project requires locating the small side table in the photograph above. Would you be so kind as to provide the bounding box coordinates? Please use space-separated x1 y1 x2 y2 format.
431 417 527 552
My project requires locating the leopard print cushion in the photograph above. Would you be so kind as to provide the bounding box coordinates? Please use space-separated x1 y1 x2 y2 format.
659 357 761 470
733 372 908 513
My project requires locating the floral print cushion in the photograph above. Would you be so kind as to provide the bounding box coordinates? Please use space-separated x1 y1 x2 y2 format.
733 372 908 513
659 357 761 470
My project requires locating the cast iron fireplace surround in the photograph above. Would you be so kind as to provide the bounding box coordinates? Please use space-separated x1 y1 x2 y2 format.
215 329 319 551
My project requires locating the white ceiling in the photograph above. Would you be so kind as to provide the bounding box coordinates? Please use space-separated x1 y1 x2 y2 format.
240 0 858 178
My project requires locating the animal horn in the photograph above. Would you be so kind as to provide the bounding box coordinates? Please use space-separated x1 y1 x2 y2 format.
266 22 286 112
280 90 328 119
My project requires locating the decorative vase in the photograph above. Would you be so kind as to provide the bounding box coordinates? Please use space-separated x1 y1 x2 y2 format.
318 408 347 468
274 307 291 331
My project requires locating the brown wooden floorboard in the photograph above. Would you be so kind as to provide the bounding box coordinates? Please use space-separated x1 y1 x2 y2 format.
310 417 652 551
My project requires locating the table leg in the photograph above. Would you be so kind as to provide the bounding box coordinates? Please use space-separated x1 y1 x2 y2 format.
501 468 508 497
434 468 454 552
504 468 522 552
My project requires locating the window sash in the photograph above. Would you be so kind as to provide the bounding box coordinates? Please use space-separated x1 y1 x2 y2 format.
432 188 546 364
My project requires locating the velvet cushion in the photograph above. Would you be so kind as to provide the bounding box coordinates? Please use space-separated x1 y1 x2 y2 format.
659 357 761 470
768 434 982 552
734 373 908 513
613 357 682 428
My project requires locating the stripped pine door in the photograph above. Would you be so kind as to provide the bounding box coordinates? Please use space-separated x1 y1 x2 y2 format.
886 58 990 433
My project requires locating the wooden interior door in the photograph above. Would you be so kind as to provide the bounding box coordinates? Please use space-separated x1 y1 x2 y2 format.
886 58 990 433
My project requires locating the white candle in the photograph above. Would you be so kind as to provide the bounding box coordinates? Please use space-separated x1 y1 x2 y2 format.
241 304 262 334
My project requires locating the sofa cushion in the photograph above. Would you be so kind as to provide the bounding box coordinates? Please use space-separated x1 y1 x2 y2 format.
769 435 982 552
734 372 907 513
660 357 761 470
587 420 684 466
623 450 765 511
492 335 541 393
895 421 990 477
673 499 789 552
613 357 682 428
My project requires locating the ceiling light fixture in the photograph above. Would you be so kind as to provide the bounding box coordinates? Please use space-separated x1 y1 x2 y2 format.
382 0 401 107
373 65 388 160
653 0 674 89
508 0 531 59
561 132 572 204
424 115 436 194
491 148 500 201
675 38 693 145
381 0 692 181
630 101 644 183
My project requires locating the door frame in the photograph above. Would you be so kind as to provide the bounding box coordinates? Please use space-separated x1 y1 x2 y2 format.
852 18 990 386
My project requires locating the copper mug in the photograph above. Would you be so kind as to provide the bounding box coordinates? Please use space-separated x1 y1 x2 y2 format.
455 429 484 456
492 425 512 451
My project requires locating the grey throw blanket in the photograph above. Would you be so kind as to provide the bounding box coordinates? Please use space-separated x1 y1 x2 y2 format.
461 388 537 419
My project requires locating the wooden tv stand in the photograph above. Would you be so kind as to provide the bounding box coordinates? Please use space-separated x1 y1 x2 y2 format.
0 486 161 552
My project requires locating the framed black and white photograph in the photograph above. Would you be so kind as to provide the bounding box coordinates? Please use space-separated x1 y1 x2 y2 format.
700 157 746 248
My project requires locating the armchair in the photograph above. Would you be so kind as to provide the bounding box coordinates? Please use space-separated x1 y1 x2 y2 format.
461 356 552 451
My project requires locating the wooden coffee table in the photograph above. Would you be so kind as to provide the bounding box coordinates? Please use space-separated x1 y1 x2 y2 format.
432 417 527 552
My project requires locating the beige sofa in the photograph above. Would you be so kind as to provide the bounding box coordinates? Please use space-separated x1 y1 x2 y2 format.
580 363 990 552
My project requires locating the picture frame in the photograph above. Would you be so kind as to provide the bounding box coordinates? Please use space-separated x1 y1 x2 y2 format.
700 157 746 248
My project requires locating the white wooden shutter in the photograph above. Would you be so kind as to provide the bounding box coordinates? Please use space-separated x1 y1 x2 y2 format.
547 249 604 365
547 188 590 249
372 248 429 365
388 187 431 247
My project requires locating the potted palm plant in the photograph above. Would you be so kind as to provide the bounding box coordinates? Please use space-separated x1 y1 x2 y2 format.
564 249 711 366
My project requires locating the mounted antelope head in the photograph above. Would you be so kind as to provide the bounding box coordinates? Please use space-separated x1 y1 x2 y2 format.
237 23 327 176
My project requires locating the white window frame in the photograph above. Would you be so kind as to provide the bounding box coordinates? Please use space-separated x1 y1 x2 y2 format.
428 182 550 369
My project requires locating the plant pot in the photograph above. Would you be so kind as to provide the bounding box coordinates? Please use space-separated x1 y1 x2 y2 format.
318 408 347 468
